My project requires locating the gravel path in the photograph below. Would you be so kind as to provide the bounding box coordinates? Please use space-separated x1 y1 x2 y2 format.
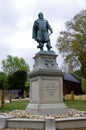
1 109 86 119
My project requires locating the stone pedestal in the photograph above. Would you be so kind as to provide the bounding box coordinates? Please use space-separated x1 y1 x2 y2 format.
26 51 68 114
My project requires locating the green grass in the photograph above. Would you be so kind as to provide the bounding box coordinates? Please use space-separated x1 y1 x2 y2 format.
65 100 86 111
0 100 86 112
0 100 29 112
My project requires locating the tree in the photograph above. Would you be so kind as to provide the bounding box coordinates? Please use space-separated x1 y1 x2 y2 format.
0 72 9 90
2 55 29 75
8 70 29 97
0 72 9 107
1 55 30 98
56 10 86 78
25 78 30 97
81 78 86 94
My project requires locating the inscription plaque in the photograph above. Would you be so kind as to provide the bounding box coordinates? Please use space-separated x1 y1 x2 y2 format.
42 78 61 102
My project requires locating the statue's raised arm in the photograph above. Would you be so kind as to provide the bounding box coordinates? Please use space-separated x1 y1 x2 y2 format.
32 12 53 51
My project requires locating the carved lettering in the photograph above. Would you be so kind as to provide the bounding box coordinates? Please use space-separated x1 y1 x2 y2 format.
42 79 60 102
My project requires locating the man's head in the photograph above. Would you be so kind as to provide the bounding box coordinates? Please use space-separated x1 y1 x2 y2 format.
38 12 44 19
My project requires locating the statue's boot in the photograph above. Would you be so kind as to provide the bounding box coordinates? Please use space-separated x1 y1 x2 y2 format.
37 45 40 48
37 43 44 51
46 42 52 51
37 43 42 48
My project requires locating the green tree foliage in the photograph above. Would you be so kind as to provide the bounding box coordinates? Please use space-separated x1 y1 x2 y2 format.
2 55 29 75
25 78 30 97
8 71 27 89
0 72 9 89
8 70 29 97
1 55 30 94
56 10 86 78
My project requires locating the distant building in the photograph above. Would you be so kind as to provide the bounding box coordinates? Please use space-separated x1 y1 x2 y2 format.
4 90 19 99
63 73 82 95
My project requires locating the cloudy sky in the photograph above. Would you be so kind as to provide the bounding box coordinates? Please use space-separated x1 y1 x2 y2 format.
0 0 86 71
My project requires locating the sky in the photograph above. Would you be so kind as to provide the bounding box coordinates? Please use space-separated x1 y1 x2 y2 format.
0 0 86 71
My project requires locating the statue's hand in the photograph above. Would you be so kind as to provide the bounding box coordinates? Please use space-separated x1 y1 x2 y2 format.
49 31 53 36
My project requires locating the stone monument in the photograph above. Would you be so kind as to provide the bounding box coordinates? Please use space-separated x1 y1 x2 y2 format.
26 12 68 114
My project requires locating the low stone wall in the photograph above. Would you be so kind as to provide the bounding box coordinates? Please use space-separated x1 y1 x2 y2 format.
1 109 86 130
3 128 86 130
1 117 86 130
59 128 86 130
3 129 43 130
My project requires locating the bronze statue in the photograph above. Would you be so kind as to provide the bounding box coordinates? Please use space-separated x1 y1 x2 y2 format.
32 12 53 51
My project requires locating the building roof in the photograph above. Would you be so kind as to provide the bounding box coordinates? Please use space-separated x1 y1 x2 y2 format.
64 73 80 83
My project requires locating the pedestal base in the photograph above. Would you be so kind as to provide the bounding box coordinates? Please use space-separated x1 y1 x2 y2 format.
26 103 68 115
26 51 68 115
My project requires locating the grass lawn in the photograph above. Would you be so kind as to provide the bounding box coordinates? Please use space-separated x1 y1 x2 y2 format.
65 100 86 111
0 99 86 112
0 99 29 112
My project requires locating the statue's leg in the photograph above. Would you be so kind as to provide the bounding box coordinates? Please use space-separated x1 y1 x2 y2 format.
40 42 44 51
46 41 52 51
37 43 40 48
37 42 44 51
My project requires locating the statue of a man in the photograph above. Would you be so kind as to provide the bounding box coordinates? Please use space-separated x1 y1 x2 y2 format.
32 12 53 51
